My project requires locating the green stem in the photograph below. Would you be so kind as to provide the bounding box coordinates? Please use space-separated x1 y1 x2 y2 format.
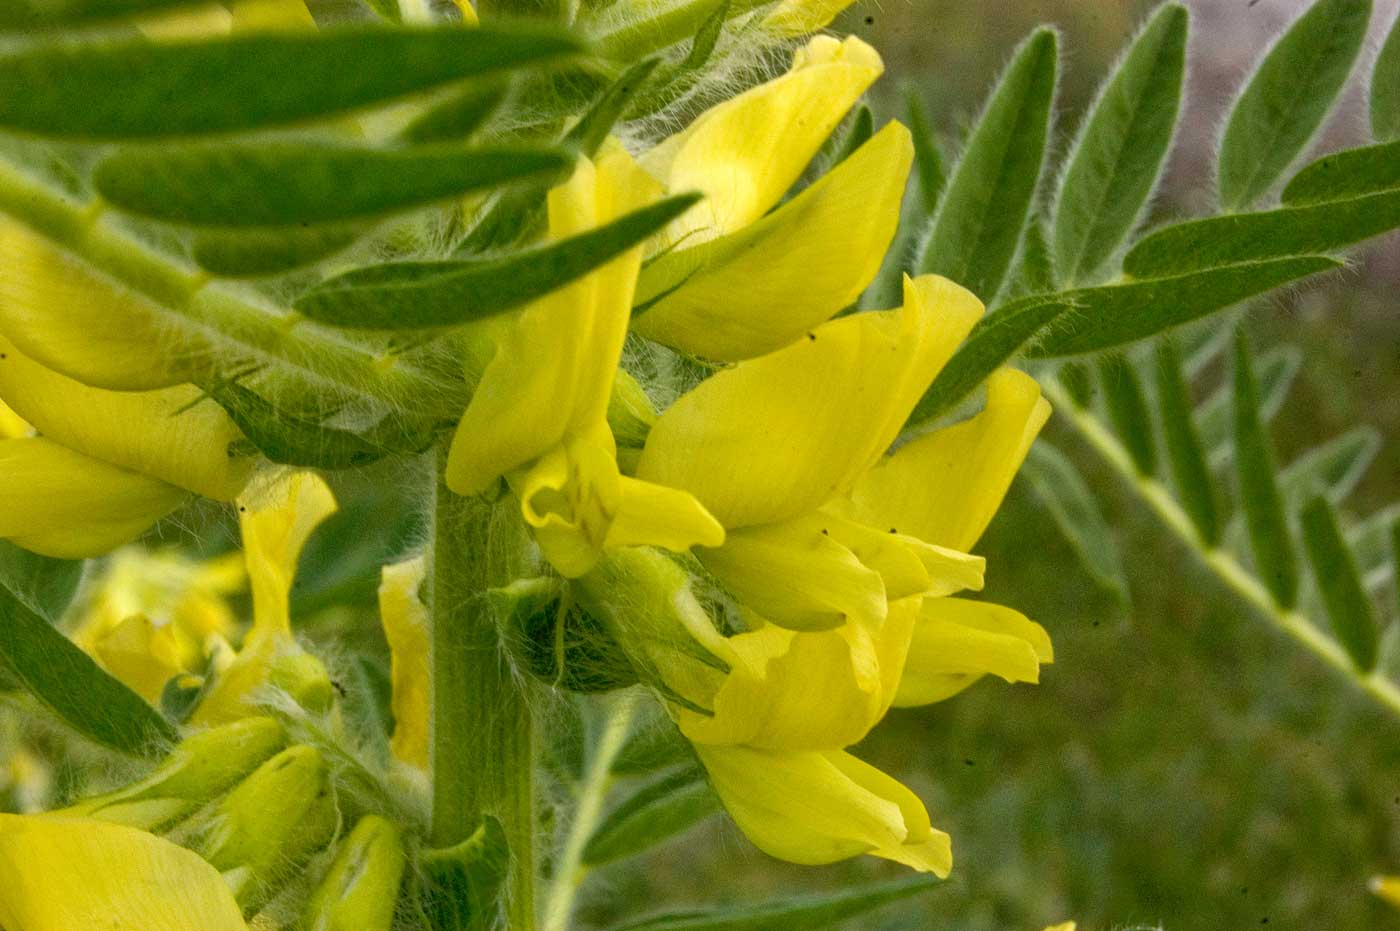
430 447 538 929
540 696 637 931
1044 380 1400 719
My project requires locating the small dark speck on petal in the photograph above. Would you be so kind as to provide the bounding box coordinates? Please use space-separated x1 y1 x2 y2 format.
807 332 817 341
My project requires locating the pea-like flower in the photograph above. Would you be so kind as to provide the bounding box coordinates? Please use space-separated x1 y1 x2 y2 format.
445 147 724 578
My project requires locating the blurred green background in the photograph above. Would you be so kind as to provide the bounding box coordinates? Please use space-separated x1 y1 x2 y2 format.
579 2 1400 929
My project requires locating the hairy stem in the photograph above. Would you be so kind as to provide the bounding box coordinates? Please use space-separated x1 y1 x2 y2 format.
540 695 638 931
1044 380 1400 719
430 448 538 928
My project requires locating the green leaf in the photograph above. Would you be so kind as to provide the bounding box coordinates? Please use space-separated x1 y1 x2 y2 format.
1217 0 1372 209
1392 516 1400 614
1122 188 1400 277
1051 3 1187 285
0 539 84 624
1277 427 1381 509
207 380 437 469
290 472 428 619
1373 8 1400 141
625 0 728 119
0 25 581 140
1025 256 1341 357
297 193 700 329
1154 337 1220 545
1198 344 1302 467
401 81 509 144
828 104 875 170
1098 352 1157 476
1301 494 1379 671
1341 503 1400 591
0 587 178 756
0 0 197 29
1232 331 1299 609
916 28 1058 301
1056 360 1096 408
1021 440 1129 601
603 876 939 931
583 768 721 866
906 88 947 217
1282 139 1400 204
94 142 570 228
417 816 510 931
905 294 1076 429
565 57 662 159
1009 212 1054 299
191 225 368 278
611 719 694 776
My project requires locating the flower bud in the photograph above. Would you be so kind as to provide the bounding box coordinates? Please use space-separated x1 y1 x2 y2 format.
302 815 406 931
268 651 336 715
196 744 337 908
57 717 285 830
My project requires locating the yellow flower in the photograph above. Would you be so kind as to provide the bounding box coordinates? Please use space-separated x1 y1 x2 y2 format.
0 334 254 558
637 275 985 632
446 147 722 577
632 36 911 360
0 220 209 391
1371 875 1400 909
0 814 248 931
190 471 338 725
696 744 953 876
1043 923 1078 931
378 555 431 774
760 0 861 37
73 548 245 703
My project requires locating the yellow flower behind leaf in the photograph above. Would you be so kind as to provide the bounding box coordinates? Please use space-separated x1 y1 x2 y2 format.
634 121 912 361
446 148 722 577
0 814 248 931
633 36 909 361
0 218 207 392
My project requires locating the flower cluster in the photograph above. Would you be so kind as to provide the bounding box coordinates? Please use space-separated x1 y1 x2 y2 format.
0 19 1055 931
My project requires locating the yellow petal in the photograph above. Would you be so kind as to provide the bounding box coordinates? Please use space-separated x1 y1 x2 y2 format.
91 615 188 704
0 336 252 501
761 0 859 36
239 471 338 642
643 35 883 245
1043 924 1078 931
0 437 186 558
0 398 27 438
189 472 337 725
636 275 983 528
0 220 205 391
379 555 431 773
698 512 886 632
446 150 662 496
606 475 725 553
633 122 912 360
0 814 248 931
847 367 1051 552
820 511 986 601
680 597 918 751
893 597 1053 708
516 425 722 578
696 745 951 876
